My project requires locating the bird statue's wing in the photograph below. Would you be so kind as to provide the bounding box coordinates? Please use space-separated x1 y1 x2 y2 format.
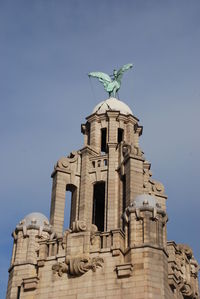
116 63 133 83
88 72 112 88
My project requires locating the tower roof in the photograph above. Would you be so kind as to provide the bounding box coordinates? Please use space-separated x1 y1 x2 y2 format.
92 97 133 115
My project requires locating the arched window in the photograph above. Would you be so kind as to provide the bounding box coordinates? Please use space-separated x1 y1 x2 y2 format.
64 184 77 230
92 182 105 231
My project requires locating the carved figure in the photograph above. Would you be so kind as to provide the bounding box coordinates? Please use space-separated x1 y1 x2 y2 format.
88 63 133 97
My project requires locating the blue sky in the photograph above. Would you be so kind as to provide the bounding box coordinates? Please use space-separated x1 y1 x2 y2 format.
1 1 200 297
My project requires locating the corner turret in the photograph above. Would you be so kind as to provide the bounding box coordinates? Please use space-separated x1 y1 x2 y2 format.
7 213 53 298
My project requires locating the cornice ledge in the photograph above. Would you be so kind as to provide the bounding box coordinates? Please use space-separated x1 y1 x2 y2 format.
129 244 168 256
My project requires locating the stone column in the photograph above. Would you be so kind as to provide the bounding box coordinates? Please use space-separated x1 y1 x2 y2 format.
89 115 101 153
79 147 93 226
50 171 67 235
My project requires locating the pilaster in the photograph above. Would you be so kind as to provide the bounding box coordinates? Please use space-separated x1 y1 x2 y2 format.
79 147 93 226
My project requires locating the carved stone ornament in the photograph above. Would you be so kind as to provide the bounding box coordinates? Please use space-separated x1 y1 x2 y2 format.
52 262 68 277
132 145 143 157
190 258 199 278
72 220 87 232
55 151 80 170
179 281 194 298
122 143 143 158
52 255 104 277
67 256 104 276
168 243 199 299
143 162 165 195
122 144 131 157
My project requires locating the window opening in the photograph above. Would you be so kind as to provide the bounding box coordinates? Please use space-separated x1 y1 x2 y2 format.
92 182 105 231
64 185 77 230
118 128 124 143
87 123 90 145
101 128 107 153
128 221 131 247
122 175 126 230
17 286 21 299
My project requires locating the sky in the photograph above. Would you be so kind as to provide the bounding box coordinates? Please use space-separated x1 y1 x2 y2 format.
0 1 200 297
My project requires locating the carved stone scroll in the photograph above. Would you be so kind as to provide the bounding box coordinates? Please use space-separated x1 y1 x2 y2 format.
66 256 104 276
72 220 87 232
52 255 104 277
55 151 80 170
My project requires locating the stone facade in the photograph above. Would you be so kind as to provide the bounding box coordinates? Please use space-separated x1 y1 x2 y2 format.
6 97 199 299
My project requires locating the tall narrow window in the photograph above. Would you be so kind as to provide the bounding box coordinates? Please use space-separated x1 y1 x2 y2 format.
101 128 107 153
122 175 126 230
87 123 90 145
64 184 77 230
122 175 126 212
93 182 105 231
118 128 124 143
17 286 21 299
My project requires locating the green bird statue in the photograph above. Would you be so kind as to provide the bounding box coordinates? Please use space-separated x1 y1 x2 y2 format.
88 63 133 98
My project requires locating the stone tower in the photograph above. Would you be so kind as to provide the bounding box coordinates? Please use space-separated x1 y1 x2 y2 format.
7 97 199 299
